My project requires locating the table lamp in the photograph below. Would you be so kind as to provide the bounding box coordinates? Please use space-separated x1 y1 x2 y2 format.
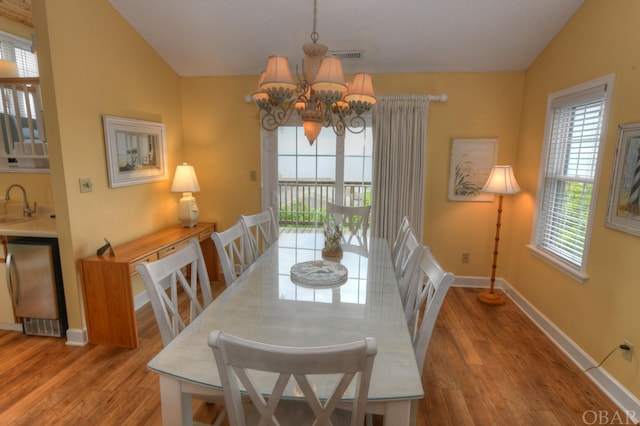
478 165 520 306
171 163 201 228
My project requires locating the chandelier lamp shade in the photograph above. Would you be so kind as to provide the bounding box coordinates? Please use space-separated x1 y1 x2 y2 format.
477 165 521 306
251 0 376 144
171 163 201 228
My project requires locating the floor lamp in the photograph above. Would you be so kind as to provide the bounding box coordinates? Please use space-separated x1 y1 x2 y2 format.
477 165 521 306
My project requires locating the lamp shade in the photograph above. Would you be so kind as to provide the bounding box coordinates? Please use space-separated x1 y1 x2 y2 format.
0 60 18 78
251 71 270 105
311 56 347 98
482 165 521 195
261 55 296 91
344 73 376 105
171 163 200 193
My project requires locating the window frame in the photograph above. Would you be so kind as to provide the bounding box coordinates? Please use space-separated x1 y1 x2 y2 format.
529 74 615 282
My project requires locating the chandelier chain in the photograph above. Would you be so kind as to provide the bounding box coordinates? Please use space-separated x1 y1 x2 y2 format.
311 0 318 43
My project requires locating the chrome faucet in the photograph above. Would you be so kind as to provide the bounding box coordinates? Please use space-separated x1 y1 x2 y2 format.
5 184 36 217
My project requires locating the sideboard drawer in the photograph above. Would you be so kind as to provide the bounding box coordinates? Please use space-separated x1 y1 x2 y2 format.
158 239 190 259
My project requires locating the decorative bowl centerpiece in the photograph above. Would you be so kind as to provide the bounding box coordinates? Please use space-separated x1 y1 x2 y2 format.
290 260 348 287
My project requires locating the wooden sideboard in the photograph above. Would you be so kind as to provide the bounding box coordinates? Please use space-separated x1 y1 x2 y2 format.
79 223 218 348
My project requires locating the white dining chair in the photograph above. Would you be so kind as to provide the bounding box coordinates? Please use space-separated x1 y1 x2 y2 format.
209 330 377 426
390 216 411 265
394 228 426 307
367 248 453 425
211 220 254 287
409 248 455 375
326 202 371 247
393 226 420 277
136 238 227 426
239 207 278 260
136 238 212 346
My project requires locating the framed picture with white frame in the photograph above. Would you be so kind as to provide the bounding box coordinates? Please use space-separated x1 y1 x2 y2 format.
103 115 167 188
448 138 498 202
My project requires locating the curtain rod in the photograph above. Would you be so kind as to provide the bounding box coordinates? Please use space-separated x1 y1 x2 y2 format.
378 93 448 103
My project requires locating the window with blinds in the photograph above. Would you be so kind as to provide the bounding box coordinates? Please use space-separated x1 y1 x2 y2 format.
531 75 615 280
0 31 38 77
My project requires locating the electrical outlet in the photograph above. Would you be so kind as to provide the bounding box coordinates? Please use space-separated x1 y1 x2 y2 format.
461 252 470 264
622 340 633 362
79 178 93 193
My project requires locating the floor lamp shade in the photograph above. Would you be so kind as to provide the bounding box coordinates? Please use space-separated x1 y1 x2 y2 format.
478 165 520 306
171 163 201 228
482 165 521 195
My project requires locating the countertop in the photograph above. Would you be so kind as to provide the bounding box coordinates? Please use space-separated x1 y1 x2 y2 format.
0 205 57 238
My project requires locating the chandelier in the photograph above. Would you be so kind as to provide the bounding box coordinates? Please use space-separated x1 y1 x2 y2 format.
251 0 376 144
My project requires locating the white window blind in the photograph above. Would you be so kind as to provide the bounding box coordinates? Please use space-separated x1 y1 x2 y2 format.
0 31 38 77
533 76 613 277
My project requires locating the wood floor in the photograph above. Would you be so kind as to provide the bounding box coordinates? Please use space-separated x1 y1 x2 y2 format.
0 286 626 425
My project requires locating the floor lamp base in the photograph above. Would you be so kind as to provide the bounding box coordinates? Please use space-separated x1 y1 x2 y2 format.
477 290 506 306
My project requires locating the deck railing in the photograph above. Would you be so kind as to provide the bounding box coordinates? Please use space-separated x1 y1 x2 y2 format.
277 180 371 226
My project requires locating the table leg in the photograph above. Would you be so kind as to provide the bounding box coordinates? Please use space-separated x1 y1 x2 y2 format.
383 399 416 426
159 375 193 425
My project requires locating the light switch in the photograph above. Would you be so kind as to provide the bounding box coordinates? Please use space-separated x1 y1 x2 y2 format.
79 178 93 193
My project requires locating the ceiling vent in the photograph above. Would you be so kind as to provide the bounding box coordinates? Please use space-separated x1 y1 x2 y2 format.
328 50 363 61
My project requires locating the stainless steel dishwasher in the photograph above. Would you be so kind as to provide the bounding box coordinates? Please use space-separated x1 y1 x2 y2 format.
6 237 67 337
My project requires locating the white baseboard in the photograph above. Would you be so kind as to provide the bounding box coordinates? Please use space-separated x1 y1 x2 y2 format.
0 322 22 331
134 290 151 311
65 328 88 346
453 275 640 423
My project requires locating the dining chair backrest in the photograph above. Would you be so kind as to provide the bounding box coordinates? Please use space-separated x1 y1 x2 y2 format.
397 239 426 309
326 202 371 246
410 248 455 376
239 207 278 260
136 238 212 347
209 331 377 426
211 220 254 287
393 226 420 276
391 216 411 265
394 228 425 306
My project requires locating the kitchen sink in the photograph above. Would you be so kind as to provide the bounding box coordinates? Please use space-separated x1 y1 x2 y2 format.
0 217 29 225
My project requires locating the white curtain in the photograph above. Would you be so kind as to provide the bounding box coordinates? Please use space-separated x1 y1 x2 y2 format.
371 94 429 244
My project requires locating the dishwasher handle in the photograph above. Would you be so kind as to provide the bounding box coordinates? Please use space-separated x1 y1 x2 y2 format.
6 251 18 306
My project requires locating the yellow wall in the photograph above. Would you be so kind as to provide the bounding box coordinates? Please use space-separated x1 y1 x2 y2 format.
513 0 640 395
181 76 265 230
30 0 185 330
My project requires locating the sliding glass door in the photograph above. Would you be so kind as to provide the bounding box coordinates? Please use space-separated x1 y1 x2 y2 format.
261 123 372 230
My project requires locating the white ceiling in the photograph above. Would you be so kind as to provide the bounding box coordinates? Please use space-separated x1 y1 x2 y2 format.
108 0 584 77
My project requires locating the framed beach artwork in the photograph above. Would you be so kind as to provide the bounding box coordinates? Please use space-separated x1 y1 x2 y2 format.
606 122 640 236
103 115 167 188
448 138 498 202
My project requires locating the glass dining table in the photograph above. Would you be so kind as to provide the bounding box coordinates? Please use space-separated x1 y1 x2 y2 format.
147 231 424 425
